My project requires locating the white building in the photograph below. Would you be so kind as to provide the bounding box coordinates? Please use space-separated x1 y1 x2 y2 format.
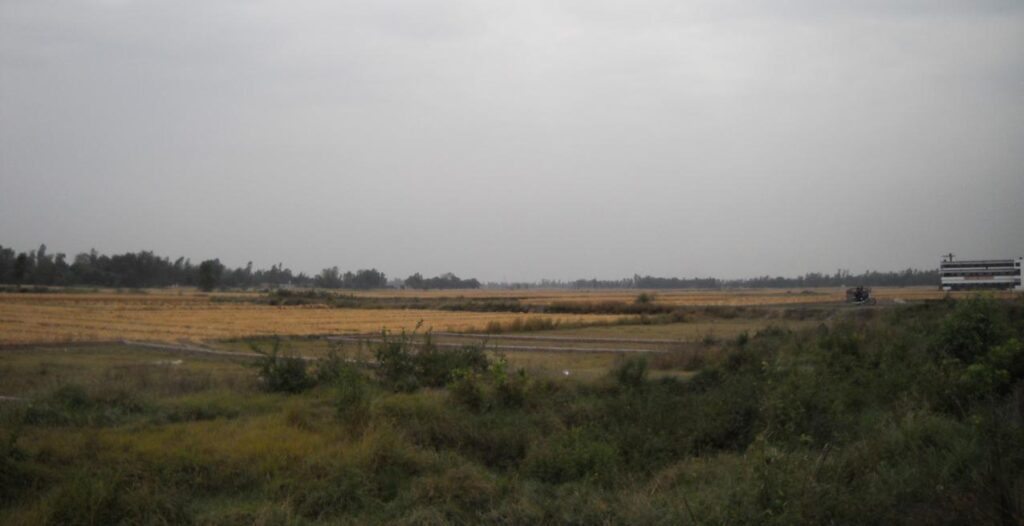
939 256 1022 291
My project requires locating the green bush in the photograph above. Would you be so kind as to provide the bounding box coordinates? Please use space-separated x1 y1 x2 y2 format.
936 296 1010 363
333 366 371 427
525 428 618 484
491 359 529 409
415 339 490 388
253 341 313 394
374 331 420 392
23 384 150 427
613 357 648 389
448 369 485 412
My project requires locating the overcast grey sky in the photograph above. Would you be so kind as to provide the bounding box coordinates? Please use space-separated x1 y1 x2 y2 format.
1 1 1022 281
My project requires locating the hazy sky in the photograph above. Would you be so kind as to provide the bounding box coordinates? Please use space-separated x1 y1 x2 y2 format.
2 1 1022 281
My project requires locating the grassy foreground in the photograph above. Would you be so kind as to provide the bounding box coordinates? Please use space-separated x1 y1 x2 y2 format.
1 297 1023 524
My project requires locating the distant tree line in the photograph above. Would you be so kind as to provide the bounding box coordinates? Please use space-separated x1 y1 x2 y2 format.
403 272 481 290
500 269 938 289
0 244 484 292
0 244 387 291
1 243 939 291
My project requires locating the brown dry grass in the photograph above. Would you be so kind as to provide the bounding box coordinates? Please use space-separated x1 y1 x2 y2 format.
0 291 617 345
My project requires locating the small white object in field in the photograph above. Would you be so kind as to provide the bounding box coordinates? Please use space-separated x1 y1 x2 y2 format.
153 360 184 366
562 369 571 376
894 298 906 304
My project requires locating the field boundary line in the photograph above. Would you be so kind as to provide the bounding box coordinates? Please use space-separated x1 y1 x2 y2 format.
429 332 686 345
328 335 666 354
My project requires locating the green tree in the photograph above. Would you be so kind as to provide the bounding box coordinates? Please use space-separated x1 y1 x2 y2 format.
197 259 224 291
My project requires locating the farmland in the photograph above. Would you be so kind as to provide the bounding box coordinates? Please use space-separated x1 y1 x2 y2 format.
0 291 619 345
1 288 1023 524
0 286 979 346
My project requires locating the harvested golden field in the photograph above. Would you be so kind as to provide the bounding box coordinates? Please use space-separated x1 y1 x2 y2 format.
0 292 617 345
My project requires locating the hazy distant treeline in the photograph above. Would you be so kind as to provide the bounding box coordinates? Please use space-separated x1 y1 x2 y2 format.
494 269 940 289
1 244 938 291
0 244 474 291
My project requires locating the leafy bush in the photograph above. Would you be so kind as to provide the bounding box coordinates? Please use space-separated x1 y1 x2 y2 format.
936 296 1010 363
23 384 149 427
374 330 491 392
415 338 490 388
374 330 420 392
448 369 486 412
333 365 371 427
253 340 313 394
491 359 529 409
613 356 648 389
525 428 618 484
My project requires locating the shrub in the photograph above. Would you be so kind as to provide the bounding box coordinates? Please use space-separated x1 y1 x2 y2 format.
525 428 618 484
253 340 313 394
613 357 648 389
412 464 498 508
291 466 368 520
374 330 420 392
448 369 486 412
23 384 149 427
491 359 529 409
415 338 489 388
313 348 349 384
333 365 371 427
635 292 655 305
936 296 1010 363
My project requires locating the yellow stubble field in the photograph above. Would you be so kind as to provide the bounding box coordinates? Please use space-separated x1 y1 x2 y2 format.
0 287 996 346
0 291 617 345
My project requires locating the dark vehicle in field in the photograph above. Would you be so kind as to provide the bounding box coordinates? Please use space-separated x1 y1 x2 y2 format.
846 286 875 305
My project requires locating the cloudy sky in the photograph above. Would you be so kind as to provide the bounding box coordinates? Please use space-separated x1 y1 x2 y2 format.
1 1 1022 281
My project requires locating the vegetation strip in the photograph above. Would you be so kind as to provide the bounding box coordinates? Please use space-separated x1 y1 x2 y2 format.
327 336 666 354
431 331 686 345
120 340 275 361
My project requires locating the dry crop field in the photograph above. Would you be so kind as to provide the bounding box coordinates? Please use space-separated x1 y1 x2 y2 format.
0 286 993 346
0 291 616 345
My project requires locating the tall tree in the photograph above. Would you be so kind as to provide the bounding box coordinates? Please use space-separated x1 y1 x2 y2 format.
198 259 225 292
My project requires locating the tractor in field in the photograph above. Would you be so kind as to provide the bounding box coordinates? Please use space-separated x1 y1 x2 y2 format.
845 286 876 305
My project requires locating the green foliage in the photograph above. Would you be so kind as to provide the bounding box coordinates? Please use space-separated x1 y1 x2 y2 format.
374 329 491 392
23 384 150 427
197 258 225 292
491 358 529 409
447 369 486 412
613 356 648 389
936 296 1010 363
253 340 313 394
414 338 489 388
331 366 371 427
525 428 618 484
374 330 421 392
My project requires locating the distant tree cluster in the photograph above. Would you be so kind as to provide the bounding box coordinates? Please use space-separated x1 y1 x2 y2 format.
486 269 940 290
403 272 480 290
0 244 336 291
0 244 446 292
313 267 388 290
